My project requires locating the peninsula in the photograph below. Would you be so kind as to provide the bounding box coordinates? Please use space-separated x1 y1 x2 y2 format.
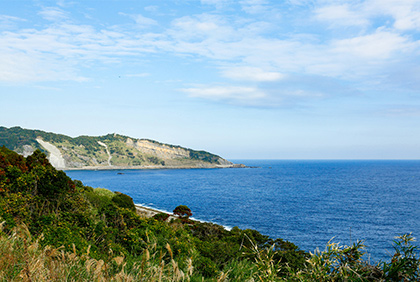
0 126 243 170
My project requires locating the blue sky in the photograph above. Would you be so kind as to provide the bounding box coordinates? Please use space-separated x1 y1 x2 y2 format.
1 0 420 159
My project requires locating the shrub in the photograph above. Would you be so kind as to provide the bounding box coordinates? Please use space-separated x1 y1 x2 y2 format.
84 189 113 211
381 233 420 280
74 180 93 193
153 213 170 222
195 256 219 277
111 192 135 211
191 222 227 240
93 188 115 199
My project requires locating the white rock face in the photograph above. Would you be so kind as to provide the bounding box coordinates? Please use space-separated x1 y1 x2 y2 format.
36 138 66 169
22 145 34 157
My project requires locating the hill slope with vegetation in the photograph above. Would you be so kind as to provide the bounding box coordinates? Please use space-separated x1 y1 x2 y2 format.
0 146 419 281
0 126 238 170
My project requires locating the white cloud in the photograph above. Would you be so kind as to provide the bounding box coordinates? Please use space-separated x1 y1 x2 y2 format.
0 19 158 83
0 15 25 22
182 85 266 103
315 4 370 27
0 15 26 29
165 15 301 63
286 0 313 6
366 0 420 31
56 0 76 8
124 13 158 28
240 0 269 14
169 14 235 42
1 0 420 110
221 67 285 81
38 7 68 22
0 48 87 82
331 29 412 60
314 0 420 31
144 6 159 12
201 0 232 7
180 73 358 108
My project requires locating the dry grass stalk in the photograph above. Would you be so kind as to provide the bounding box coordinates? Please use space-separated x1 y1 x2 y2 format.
0 224 204 282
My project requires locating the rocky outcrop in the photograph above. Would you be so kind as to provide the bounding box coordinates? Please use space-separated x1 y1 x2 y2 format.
22 145 35 157
216 157 233 166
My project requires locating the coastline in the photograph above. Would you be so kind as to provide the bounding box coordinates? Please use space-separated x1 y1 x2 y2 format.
134 203 232 230
63 163 247 171
135 204 177 221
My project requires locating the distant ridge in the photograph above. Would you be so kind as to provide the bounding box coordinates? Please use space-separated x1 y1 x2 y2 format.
0 126 242 170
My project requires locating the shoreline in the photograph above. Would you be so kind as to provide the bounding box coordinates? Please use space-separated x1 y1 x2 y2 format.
134 204 177 221
63 163 247 171
134 203 232 230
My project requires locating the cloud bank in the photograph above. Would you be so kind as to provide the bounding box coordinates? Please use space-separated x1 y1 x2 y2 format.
0 0 419 108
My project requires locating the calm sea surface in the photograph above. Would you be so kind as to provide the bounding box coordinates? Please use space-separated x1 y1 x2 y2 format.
65 160 420 262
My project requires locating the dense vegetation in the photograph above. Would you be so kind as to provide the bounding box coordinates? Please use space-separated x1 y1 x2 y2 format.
0 126 68 154
188 150 221 164
0 146 419 281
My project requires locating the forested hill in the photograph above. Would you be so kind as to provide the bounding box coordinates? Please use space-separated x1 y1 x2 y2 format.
0 126 238 170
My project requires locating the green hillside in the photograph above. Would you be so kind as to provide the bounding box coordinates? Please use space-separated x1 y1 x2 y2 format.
0 126 236 169
0 146 418 281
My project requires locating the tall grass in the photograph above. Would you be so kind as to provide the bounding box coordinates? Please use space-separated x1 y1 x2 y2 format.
1 221 419 281
0 222 230 281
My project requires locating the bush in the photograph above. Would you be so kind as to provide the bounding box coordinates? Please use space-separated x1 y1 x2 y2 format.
195 256 219 277
94 188 115 199
381 233 420 280
84 189 113 211
111 192 135 211
153 213 170 222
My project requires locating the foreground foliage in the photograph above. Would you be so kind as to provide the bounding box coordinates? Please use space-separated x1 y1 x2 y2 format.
0 146 419 281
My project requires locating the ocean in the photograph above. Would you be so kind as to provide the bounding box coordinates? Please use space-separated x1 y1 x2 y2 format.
65 160 420 262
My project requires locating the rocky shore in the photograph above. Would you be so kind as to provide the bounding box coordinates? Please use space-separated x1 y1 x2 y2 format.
134 204 177 221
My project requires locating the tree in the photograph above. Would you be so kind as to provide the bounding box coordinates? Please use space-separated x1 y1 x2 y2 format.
173 205 192 219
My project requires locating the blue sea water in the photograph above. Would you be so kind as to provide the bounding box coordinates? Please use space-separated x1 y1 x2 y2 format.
65 160 420 262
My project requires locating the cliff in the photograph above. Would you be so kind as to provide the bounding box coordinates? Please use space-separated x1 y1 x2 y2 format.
0 126 240 170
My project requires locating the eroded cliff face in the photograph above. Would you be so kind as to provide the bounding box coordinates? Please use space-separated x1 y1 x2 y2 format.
1 127 236 170
127 139 190 159
36 138 66 169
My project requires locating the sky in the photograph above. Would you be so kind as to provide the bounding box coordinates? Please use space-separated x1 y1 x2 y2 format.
1 0 420 159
